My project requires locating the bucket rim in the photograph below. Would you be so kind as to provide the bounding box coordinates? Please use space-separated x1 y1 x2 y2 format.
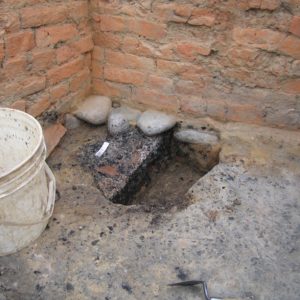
0 108 44 179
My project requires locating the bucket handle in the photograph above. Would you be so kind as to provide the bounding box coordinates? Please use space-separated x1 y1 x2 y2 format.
0 164 56 227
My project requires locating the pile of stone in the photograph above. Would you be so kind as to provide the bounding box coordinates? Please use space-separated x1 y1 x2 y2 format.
70 94 178 137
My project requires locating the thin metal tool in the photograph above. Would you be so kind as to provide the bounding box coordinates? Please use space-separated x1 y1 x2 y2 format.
168 280 221 300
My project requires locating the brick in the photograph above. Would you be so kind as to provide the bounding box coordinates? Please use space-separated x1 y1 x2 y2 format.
289 16 300 38
105 50 155 70
246 0 262 9
232 27 284 51
47 57 84 85
176 41 211 59
5 31 35 57
27 95 51 117
260 0 281 10
71 35 94 54
92 46 104 61
179 65 210 81
175 80 205 95
278 35 300 59
93 32 122 49
174 4 193 17
104 65 146 85
122 36 158 57
154 3 192 23
68 1 89 20
99 15 127 32
36 24 78 47
180 96 228 121
2 55 27 78
3 0 44 8
49 82 69 102
30 49 55 71
92 60 103 78
20 5 66 28
1 76 46 98
44 123 67 157
0 12 20 32
70 68 90 92
157 59 190 75
227 47 259 66
93 79 123 97
225 101 262 124
188 9 216 27
148 75 173 93
21 76 46 98
56 46 76 65
10 100 26 111
180 96 205 116
282 79 300 94
133 88 179 112
128 19 166 40
97 165 119 177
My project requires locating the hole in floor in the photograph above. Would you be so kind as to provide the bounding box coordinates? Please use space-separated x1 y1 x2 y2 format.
78 127 219 211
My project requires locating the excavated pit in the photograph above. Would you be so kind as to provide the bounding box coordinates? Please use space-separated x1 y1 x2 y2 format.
78 126 217 210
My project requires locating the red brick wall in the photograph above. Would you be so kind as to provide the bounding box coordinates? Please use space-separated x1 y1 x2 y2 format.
91 0 300 129
0 0 92 117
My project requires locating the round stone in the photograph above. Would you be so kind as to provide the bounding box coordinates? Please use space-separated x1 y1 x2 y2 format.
174 129 219 144
74 95 111 125
108 111 130 136
137 110 177 136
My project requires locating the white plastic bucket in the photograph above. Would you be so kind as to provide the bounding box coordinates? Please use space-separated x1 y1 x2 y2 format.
0 108 56 256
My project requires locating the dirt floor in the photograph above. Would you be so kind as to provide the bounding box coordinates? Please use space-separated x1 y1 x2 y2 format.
0 121 299 300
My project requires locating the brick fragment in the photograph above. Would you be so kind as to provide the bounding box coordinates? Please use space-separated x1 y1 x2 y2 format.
44 123 67 157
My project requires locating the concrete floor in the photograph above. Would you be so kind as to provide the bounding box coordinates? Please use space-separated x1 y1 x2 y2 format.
0 120 299 300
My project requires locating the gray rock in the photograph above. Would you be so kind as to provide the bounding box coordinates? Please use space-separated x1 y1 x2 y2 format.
74 95 111 125
108 110 130 136
64 114 81 130
114 105 141 126
137 110 177 136
174 129 219 145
